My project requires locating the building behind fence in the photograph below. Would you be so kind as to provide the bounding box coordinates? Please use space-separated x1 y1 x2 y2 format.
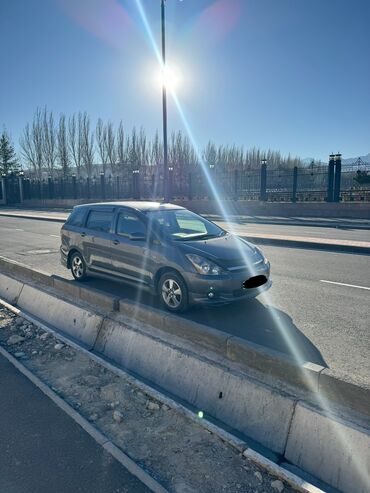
1 154 370 205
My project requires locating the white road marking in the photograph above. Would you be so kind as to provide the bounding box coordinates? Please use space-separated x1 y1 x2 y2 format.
15 228 24 231
320 280 370 291
50 234 60 238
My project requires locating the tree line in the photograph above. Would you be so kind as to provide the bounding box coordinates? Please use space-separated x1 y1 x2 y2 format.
2 107 314 179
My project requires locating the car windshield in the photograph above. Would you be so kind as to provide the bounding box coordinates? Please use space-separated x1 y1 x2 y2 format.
145 209 226 241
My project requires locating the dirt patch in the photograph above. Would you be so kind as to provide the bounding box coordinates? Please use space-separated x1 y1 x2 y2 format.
0 306 296 493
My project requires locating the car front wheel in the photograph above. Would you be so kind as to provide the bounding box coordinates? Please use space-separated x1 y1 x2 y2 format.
159 271 189 313
70 252 87 281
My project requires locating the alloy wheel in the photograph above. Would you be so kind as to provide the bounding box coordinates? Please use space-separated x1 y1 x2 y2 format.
162 278 182 308
72 255 84 279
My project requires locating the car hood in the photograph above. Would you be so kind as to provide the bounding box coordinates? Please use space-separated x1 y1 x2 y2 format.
178 234 261 270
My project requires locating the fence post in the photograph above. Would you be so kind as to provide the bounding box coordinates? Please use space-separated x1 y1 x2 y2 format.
233 169 239 200
327 154 335 202
132 170 140 199
292 166 298 203
48 175 53 199
168 167 173 202
188 173 193 200
1 176 6 204
72 174 77 199
333 153 342 202
260 162 267 201
100 172 105 200
18 172 24 204
85 177 90 199
116 176 120 199
60 178 65 200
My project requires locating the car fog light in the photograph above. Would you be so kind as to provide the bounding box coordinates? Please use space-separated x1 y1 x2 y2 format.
208 291 215 299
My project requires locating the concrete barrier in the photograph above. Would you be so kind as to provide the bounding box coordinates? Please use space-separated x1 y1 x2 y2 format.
0 265 369 492
0 256 52 287
17 198 370 219
0 257 368 421
17 284 103 348
226 336 325 392
53 276 119 312
285 401 370 493
0 272 24 304
119 299 230 357
94 318 296 454
319 368 370 419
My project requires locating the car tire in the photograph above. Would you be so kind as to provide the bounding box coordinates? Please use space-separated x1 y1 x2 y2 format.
159 271 189 313
70 252 88 282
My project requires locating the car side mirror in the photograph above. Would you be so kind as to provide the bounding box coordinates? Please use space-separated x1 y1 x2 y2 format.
128 232 146 241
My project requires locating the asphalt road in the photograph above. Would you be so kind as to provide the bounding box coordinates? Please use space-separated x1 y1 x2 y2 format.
1 208 370 242
0 353 149 493
0 216 369 385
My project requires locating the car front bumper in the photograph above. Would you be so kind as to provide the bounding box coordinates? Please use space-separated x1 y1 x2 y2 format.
185 262 271 306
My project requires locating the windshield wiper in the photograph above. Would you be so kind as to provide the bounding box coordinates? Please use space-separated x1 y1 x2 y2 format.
174 233 220 241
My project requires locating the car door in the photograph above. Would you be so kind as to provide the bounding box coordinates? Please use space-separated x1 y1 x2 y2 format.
110 209 151 284
82 208 114 272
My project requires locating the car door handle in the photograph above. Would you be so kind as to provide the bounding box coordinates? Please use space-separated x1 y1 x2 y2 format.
113 240 119 245
81 232 86 237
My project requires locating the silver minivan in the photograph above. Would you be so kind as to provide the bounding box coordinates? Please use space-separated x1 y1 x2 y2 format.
60 201 271 312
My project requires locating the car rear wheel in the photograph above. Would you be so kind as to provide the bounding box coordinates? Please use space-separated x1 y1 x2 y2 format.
70 252 87 281
159 271 188 313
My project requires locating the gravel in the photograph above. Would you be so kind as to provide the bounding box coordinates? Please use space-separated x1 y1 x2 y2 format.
0 306 298 493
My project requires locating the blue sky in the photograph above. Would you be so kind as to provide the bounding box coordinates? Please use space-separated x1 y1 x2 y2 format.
0 0 369 161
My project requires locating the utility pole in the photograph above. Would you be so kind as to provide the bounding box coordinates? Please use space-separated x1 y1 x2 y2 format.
161 0 169 202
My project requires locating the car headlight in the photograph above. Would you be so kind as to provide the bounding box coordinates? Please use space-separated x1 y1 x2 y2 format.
254 246 269 265
186 254 223 275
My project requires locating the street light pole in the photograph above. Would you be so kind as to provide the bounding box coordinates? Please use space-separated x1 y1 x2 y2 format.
161 0 169 202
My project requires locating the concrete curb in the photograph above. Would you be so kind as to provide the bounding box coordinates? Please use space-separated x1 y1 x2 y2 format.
0 282 362 493
0 276 368 492
1 211 369 253
242 234 370 255
0 211 67 222
0 257 368 421
0 345 169 493
0 298 324 493
285 401 370 493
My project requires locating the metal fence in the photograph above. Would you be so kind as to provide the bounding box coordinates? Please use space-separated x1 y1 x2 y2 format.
2 160 370 205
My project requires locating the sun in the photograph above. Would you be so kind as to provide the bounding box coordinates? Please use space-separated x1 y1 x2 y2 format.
157 65 181 91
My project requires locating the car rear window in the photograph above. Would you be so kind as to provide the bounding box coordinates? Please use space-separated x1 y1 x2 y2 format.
86 210 113 233
66 208 86 227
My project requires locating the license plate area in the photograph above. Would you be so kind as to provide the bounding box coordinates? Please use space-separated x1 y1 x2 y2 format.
243 275 267 289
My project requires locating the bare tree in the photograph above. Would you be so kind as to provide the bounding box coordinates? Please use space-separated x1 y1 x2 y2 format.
116 120 126 173
137 126 148 167
81 112 94 177
42 108 58 175
96 118 108 172
19 108 44 177
57 114 70 177
128 127 139 172
68 113 83 177
106 121 117 171
150 131 163 168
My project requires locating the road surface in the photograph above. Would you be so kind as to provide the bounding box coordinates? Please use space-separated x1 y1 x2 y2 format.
0 216 369 386
0 352 149 493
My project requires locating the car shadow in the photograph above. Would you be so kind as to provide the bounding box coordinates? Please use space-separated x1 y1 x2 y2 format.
82 276 327 368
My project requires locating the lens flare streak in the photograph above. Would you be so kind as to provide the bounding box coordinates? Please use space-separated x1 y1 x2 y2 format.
132 3 370 489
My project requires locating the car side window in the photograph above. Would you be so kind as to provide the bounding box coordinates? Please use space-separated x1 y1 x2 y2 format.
86 210 113 233
67 208 86 227
116 212 146 237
